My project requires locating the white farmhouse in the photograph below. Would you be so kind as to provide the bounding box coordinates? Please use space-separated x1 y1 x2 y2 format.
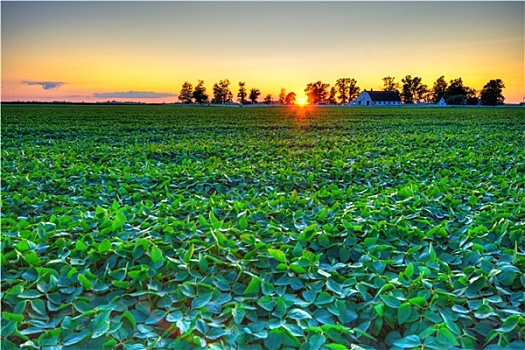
355 90 402 106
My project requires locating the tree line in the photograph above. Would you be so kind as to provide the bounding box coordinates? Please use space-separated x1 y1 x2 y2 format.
179 76 506 106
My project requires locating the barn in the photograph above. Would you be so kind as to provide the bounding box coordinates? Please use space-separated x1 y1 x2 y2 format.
354 90 402 106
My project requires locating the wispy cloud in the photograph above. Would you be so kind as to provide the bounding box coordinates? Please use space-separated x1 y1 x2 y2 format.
23 81 64 90
93 91 178 99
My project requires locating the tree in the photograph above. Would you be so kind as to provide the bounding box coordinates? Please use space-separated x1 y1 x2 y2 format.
249 88 260 104
237 82 247 104
401 76 414 104
401 75 428 104
279 88 286 104
212 79 231 104
212 83 223 104
466 89 479 105
431 76 448 103
304 81 330 104
444 78 476 105
264 94 272 104
382 76 401 93
226 90 233 104
179 81 193 103
285 92 296 105
335 78 360 104
480 79 505 105
335 78 350 104
328 87 337 104
348 79 361 101
193 80 208 104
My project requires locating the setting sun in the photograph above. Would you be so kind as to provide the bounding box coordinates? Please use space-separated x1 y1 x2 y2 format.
298 97 307 105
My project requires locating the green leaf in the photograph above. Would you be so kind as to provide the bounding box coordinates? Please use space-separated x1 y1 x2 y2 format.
121 310 136 329
98 238 112 252
258 296 274 311
308 333 326 350
38 329 61 346
496 315 519 332
76 239 88 252
292 242 303 257
315 292 334 305
268 248 287 263
207 327 227 340
18 290 42 299
404 264 414 279
2 312 24 322
380 295 401 309
112 280 130 289
264 329 283 350
398 303 412 325
290 263 306 274
394 334 421 348
150 245 163 264
428 242 437 263
78 274 93 289
409 296 426 307
288 308 312 320
374 303 384 317
325 344 348 350
22 267 39 281
92 312 111 338
31 299 47 316
232 308 245 325
239 216 248 230
274 297 287 319
436 328 459 346
145 310 167 325
244 277 262 295
191 292 212 309
183 243 194 264
24 252 41 266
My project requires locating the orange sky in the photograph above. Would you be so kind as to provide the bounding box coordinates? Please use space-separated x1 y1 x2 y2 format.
2 2 524 103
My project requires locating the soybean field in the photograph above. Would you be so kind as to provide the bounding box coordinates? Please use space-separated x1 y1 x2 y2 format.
1 105 524 350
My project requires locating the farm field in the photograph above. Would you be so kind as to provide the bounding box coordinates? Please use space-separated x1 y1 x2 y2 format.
1 104 525 350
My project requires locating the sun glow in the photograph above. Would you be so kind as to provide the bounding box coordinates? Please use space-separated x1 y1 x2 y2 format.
298 97 307 105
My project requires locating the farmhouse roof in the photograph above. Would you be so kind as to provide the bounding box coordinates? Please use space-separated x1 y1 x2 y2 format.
366 91 401 102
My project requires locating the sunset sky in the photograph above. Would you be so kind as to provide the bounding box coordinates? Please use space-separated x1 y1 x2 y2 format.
2 1 524 103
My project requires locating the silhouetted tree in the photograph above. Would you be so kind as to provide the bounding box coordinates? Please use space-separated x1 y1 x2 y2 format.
401 75 428 104
382 76 401 93
466 93 479 106
480 79 505 105
179 82 193 103
335 78 360 104
328 87 337 104
212 79 231 104
193 80 208 104
335 78 350 104
444 78 476 105
285 92 296 105
279 88 286 104
305 81 330 104
238 82 247 104
264 94 272 104
212 83 223 104
249 88 260 104
349 79 360 102
432 76 448 103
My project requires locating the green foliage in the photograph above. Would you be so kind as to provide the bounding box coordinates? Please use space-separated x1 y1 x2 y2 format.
1 105 524 349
